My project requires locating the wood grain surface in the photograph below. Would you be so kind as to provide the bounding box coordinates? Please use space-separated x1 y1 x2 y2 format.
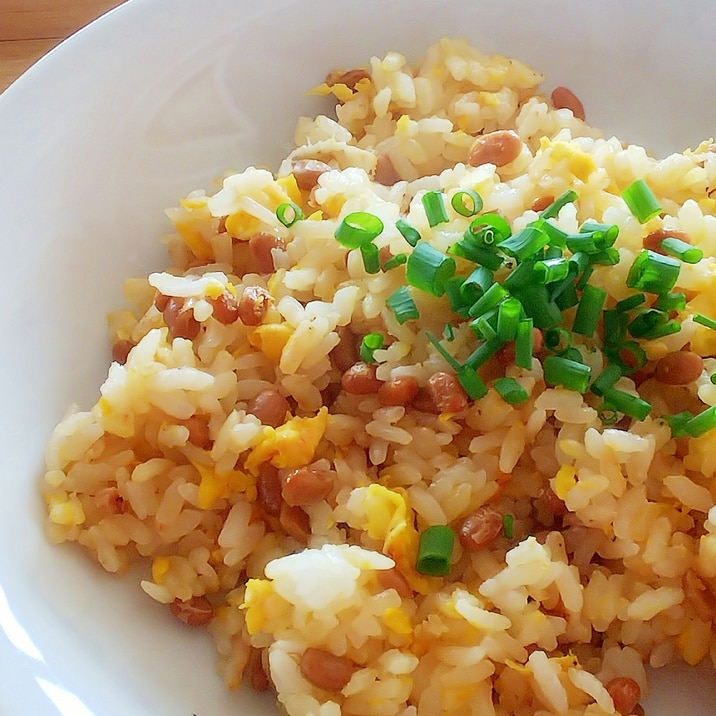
0 0 126 93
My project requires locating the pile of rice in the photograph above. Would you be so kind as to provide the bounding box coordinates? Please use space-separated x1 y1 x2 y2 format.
42 38 716 716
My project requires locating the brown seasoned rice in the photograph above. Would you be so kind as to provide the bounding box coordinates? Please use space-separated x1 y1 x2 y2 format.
43 38 716 716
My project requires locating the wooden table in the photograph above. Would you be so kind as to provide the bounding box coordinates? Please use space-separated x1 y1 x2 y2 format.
0 0 126 93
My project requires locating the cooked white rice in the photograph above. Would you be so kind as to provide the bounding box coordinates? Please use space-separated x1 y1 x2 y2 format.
43 38 716 716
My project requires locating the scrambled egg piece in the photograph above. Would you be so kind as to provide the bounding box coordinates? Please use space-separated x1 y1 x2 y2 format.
244 408 329 474
540 138 596 182
191 460 257 509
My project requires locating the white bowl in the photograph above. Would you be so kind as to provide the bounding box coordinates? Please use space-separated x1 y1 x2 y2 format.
2 0 716 714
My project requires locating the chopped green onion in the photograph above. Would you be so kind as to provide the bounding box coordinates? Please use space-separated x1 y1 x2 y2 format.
460 266 494 305
360 242 381 274
561 347 584 363
468 282 509 317
464 335 504 370
448 240 504 271
598 405 620 425
503 259 537 291
575 264 595 291
602 310 629 352
359 333 384 363
386 286 419 324
654 292 687 312
659 237 703 264
626 249 680 294
515 318 534 369
467 213 512 244
422 191 449 227
276 201 304 227
572 284 607 337
641 320 681 340
444 324 455 341
499 224 550 261
622 179 662 223
663 410 695 437
535 257 570 284
589 248 621 266
590 363 622 397
554 281 579 310
544 327 572 354
458 365 488 400
471 309 498 341
496 297 522 341
451 189 483 217
396 218 421 247
335 211 384 248
694 313 716 331
611 341 648 374
539 189 578 220
543 355 592 393
512 283 562 329
628 308 668 338
540 221 569 248
445 276 471 318
603 388 652 421
616 293 647 312
502 513 515 539
711 373 716 385
566 230 615 255
381 252 408 271
580 221 620 244
416 525 455 576
406 242 456 297
494 377 529 405
426 331 462 372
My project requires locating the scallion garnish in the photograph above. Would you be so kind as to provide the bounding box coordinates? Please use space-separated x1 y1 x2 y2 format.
499 224 550 261
467 213 512 244
503 513 515 539
659 237 703 264
534 257 570 284
359 333 384 363
590 363 622 397
496 297 522 342
544 327 572 354
459 267 494 306
458 365 488 400
626 249 680 294
616 293 647 312
572 284 607 337
512 283 562 329
515 318 534 369
422 191 449 227
426 331 462 372
468 282 509 317
494 377 529 405
694 313 716 331
386 286 419 324
448 240 504 271
451 189 483 217
416 525 455 576
396 218 421 247
539 189 578 220
406 242 456 297
602 388 652 421
641 320 681 340
276 201 304 227
622 179 663 223
382 252 408 271
612 341 648 374
543 355 592 393
444 323 455 341
464 335 504 370
654 292 686 312
335 211 384 248
628 308 668 338
445 276 472 318
602 310 629 351
360 242 381 274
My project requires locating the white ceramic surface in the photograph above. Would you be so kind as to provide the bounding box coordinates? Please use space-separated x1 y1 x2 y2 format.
2 1 716 714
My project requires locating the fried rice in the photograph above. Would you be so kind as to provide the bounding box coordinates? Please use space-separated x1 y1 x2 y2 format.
42 38 716 716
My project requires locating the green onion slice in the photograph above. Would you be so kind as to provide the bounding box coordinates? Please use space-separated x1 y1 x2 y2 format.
626 249 680 294
616 293 647 313
611 341 648 374
335 211 384 248
694 313 716 331
602 388 652 421
659 237 703 264
360 242 381 274
276 201 304 227
503 513 515 539
539 189 578 220
396 218 421 247
467 213 512 244
494 377 529 405
359 333 384 363
628 308 668 338
590 363 622 397
406 242 456 297
543 355 592 393
458 365 488 400
544 327 572 354
382 252 408 271
572 284 607 337
386 286 419 324
515 318 534 369
422 191 450 227
468 282 509 318
622 179 662 223
654 292 686 312
451 189 483 217
535 257 570 284
499 224 550 261
426 331 462 372
416 525 455 576
460 266 494 305
496 297 522 342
